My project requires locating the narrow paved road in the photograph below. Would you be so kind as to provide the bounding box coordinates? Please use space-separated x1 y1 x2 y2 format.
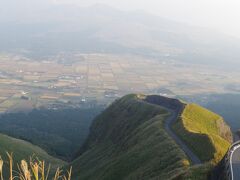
145 97 202 165
164 107 201 165
230 145 240 180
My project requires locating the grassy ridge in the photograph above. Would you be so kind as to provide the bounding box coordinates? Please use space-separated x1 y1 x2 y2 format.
173 103 232 163
0 133 65 175
71 95 209 179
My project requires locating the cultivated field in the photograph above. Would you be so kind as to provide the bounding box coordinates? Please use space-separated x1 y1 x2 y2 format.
0 53 238 113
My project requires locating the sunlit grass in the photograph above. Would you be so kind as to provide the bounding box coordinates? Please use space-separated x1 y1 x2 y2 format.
0 152 72 180
173 103 231 163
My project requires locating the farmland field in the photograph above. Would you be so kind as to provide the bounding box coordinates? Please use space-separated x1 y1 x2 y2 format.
0 53 239 113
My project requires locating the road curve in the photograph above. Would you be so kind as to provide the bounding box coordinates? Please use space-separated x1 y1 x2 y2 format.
230 143 240 180
164 107 202 165
144 95 201 164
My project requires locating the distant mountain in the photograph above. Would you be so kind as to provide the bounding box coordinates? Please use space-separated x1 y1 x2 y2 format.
70 94 232 179
1 3 240 68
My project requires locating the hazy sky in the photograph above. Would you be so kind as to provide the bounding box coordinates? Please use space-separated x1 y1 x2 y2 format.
52 0 240 38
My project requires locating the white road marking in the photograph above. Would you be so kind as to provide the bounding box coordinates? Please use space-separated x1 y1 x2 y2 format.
230 143 240 180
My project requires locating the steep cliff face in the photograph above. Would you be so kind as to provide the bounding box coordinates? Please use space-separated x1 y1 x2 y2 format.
216 119 232 143
72 94 192 179
144 94 184 111
71 94 232 180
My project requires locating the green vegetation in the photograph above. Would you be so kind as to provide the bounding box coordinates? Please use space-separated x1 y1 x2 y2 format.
182 93 240 131
176 163 212 180
172 103 232 163
0 153 71 180
0 107 103 159
0 133 66 177
70 95 209 179
0 133 64 166
0 94 232 179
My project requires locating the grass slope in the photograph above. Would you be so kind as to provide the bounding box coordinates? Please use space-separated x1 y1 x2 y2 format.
173 103 232 163
71 95 209 180
0 107 102 159
0 133 65 175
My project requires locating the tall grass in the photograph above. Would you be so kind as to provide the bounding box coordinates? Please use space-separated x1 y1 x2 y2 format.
172 103 231 163
0 152 72 180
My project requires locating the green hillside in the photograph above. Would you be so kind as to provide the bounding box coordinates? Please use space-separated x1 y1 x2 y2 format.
172 103 232 163
71 94 211 179
0 107 102 159
0 133 65 176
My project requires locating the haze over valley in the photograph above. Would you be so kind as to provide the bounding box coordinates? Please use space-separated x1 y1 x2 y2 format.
0 1 239 179
0 3 240 129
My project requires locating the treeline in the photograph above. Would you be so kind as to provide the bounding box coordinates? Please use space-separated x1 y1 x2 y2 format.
0 106 104 160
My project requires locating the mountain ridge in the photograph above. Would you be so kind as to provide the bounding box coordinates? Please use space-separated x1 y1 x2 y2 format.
71 94 232 179
0 93 232 179
1 3 240 68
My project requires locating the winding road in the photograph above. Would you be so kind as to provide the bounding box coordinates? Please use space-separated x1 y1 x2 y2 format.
229 142 240 180
145 96 240 179
144 96 201 165
164 108 201 164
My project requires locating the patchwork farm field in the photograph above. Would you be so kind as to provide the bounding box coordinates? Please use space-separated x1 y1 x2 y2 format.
0 53 238 113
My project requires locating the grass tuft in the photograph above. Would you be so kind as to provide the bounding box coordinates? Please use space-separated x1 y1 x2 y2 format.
0 152 71 180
